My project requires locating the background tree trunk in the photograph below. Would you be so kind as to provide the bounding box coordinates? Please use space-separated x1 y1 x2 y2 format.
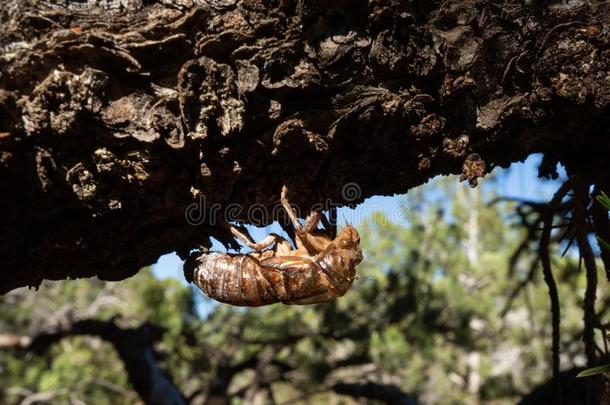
1 0 610 292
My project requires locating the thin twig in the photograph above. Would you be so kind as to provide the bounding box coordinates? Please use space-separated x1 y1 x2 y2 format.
501 258 538 317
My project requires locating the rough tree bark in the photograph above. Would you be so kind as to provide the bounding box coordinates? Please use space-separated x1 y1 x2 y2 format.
1 0 610 292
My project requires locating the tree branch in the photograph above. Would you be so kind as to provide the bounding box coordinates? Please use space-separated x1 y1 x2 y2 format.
2 0 610 290
0 318 185 405
573 177 598 368
539 181 571 405
572 175 600 405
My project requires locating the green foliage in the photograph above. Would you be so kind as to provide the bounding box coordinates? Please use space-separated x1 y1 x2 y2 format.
597 192 610 211
577 364 610 378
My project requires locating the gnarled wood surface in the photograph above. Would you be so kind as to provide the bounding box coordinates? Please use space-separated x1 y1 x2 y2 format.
1 0 610 293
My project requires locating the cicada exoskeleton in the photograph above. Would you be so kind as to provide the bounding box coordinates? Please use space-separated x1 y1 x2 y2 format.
184 186 363 306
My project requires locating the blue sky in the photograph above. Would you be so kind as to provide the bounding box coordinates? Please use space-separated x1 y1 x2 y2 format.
152 153 568 316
